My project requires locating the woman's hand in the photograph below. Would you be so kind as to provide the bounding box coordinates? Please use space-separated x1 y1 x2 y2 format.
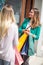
23 29 30 35
22 29 25 32
22 29 36 38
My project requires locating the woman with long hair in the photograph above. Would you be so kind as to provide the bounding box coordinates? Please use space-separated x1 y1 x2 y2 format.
24 8 41 56
0 5 18 65
21 8 41 65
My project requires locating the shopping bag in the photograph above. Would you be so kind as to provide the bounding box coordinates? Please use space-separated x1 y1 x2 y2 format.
17 33 28 52
15 46 24 65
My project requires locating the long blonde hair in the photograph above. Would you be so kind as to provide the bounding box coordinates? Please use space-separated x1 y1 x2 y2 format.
31 8 41 28
0 5 16 40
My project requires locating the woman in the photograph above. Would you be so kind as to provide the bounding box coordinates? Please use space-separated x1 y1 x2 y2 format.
24 8 41 56
0 5 18 65
21 8 41 65
19 8 38 65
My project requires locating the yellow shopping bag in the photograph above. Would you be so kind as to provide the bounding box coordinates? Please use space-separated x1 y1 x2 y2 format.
17 33 28 52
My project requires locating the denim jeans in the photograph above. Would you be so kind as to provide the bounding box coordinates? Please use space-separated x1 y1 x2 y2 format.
0 59 10 65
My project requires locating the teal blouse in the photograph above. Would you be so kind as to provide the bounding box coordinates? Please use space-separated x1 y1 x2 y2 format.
28 25 41 56
30 26 41 40
19 18 41 56
19 18 30 36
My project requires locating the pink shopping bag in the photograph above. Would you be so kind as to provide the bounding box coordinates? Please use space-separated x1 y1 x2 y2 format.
15 47 24 65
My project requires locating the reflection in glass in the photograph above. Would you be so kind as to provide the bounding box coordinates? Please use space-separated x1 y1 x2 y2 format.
6 0 22 24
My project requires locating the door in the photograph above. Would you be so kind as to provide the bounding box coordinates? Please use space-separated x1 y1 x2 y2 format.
20 0 35 25
25 0 35 18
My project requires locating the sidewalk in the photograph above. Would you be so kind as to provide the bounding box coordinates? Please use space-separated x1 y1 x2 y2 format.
29 54 43 65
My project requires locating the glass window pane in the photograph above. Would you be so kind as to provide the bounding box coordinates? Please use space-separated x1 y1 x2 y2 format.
6 0 22 24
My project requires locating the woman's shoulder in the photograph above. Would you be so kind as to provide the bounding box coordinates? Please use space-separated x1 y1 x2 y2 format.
34 25 41 29
8 22 18 32
8 23 18 35
36 25 41 29
11 22 18 29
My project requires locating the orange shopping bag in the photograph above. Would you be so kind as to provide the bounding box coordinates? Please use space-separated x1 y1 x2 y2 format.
15 46 24 65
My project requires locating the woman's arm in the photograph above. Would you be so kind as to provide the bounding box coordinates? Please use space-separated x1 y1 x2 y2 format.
24 26 41 40
29 26 41 40
34 26 41 40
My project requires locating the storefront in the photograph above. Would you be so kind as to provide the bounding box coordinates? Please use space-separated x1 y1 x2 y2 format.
0 0 34 25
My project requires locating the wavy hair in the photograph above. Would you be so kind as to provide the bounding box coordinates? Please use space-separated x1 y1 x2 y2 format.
31 8 41 28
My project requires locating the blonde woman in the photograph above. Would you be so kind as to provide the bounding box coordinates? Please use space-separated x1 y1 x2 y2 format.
0 5 18 65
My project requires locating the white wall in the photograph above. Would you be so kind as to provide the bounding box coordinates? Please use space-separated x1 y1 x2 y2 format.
34 0 42 19
37 0 43 56
40 0 43 24
36 0 43 56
